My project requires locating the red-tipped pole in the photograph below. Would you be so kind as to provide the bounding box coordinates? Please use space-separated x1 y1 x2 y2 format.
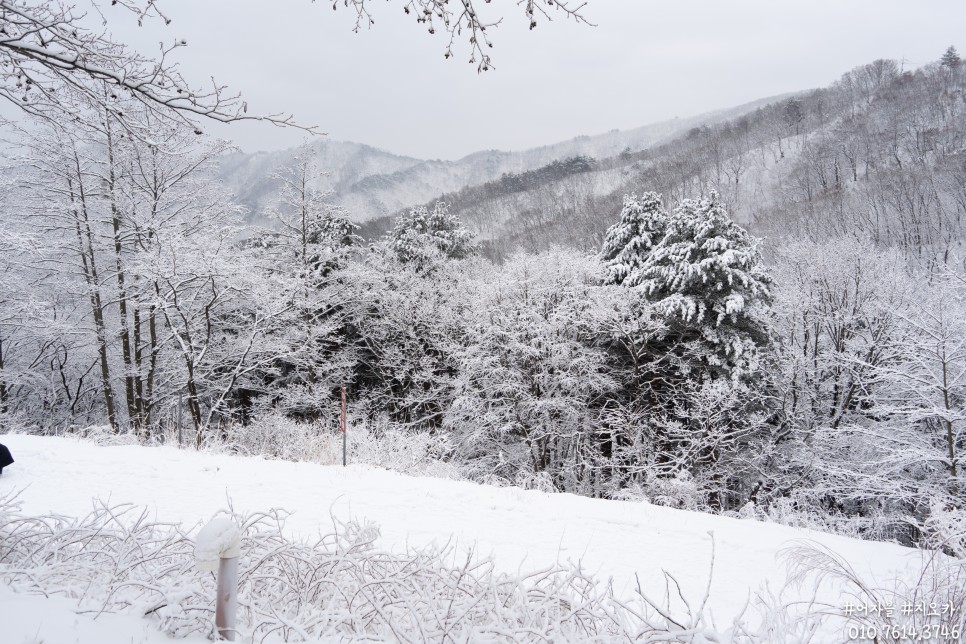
341 385 347 467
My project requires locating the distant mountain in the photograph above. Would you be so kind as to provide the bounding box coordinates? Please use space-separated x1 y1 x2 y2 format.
217 94 796 224
216 140 424 222
418 57 966 264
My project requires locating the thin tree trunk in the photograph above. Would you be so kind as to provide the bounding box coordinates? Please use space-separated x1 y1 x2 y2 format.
104 115 142 432
941 353 959 498
66 158 119 432
0 333 8 418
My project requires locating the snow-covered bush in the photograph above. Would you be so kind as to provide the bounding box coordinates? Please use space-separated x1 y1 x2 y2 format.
81 424 141 447
0 493 745 643
923 501 966 559
446 250 617 494
222 412 340 464
386 202 477 269
7 491 954 643
647 470 703 511
778 542 966 643
514 470 559 493
224 413 466 479
347 416 464 480
224 412 467 480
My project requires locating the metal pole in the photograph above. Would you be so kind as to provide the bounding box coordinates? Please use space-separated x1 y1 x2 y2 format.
177 390 184 448
341 385 347 467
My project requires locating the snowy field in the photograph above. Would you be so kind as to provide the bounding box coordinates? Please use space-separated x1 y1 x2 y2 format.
0 583 211 644
0 434 927 641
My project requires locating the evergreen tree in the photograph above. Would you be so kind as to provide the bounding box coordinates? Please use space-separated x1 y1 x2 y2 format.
636 192 771 378
254 149 362 420
387 202 476 269
941 45 961 68
599 192 669 286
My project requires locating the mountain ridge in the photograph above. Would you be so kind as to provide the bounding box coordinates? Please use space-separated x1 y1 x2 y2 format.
217 92 800 223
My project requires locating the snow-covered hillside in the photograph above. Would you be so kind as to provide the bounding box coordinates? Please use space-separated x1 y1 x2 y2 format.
219 94 796 224
0 434 926 642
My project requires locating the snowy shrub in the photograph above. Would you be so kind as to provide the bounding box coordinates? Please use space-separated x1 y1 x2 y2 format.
648 470 702 511
93 409 468 481
81 424 141 446
5 490 957 644
223 413 340 464
347 416 464 480
221 413 467 480
613 482 650 503
922 501 966 558
740 493 895 542
514 470 559 493
777 542 966 643
0 492 747 643
0 411 36 435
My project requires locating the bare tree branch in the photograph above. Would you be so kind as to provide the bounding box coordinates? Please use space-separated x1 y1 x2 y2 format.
330 0 594 71
0 1 316 134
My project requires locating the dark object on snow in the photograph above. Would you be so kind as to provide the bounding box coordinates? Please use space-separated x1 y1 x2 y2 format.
0 443 13 475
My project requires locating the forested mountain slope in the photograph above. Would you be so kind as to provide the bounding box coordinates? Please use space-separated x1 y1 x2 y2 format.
218 95 792 224
379 56 965 264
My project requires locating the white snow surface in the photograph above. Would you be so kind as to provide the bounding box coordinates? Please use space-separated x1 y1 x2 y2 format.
0 583 209 644
1 433 925 640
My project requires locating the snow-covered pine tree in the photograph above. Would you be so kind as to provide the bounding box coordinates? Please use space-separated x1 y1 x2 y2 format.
386 203 476 269
941 45 961 68
250 147 362 421
267 147 361 279
599 192 669 286
636 192 771 379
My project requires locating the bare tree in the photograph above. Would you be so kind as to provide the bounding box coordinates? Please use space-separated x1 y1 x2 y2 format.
0 0 594 135
0 0 309 136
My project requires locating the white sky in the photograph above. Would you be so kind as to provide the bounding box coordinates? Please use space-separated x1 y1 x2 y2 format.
102 0 964 160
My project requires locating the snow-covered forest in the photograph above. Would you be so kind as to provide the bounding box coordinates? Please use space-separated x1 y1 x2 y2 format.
1 1 965 642
4 49 964 551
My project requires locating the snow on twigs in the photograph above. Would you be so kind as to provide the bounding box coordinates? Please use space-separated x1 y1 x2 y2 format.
0 489 737 642
2 486 959 642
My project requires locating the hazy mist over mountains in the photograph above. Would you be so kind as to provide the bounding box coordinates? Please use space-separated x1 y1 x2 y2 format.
217 93 795 225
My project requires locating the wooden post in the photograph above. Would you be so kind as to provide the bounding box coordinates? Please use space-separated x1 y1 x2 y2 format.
340 385 347 467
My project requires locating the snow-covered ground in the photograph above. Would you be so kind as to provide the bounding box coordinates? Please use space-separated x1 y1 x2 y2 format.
1 433 926 641
0 583 210 644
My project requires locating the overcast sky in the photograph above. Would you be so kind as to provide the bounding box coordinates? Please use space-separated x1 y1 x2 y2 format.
106 0 965 160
